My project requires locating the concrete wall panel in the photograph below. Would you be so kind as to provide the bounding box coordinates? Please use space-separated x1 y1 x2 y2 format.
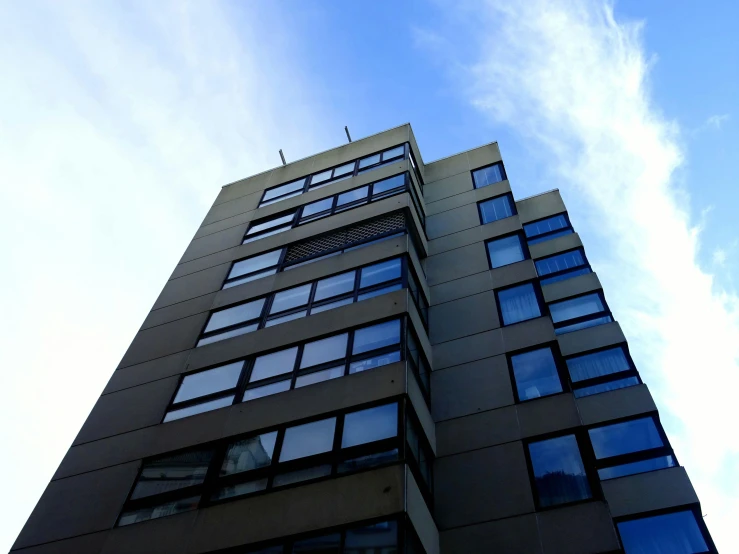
436 405 519 458
517 393 580 439
118 313 206 369
537 501 620 554
557 322 626 357
516 191 566 224
602 467 699 518
429 290 499 345
406 468 440 554
529 233 583 260
423 172 473 204
430 271 492 306
426 244 489 286
501 317 557 353
154 263 229 310
433 329 504 371
439 513 542 554
577 384 657 426
542 272 602 303
104 351 190 395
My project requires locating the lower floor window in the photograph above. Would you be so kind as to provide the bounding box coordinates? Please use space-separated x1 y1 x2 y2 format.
617 508 714 554
527 434 592 508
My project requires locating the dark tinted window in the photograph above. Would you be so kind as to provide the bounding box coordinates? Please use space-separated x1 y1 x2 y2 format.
528 435 591 507
510 347 562 400
360 258 402 288
479 194 515 223
353 320 401 354
204 298 265 333
497 283 542 325
487 235 526 268
550 293 605 323
344 520 398 553
618 511 708 554
279 417 336 462
226 250 282 288
131 449 214 500
251 347 298 381
472 163 506 188
342 403 398 448
588 417 664 459
292 533 341 553
566 346 630 382
300 334 348 368
524 214 569 239
173 362 243 403
221 432 278 475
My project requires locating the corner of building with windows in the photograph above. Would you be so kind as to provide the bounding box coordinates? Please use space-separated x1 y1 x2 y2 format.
13 123 716 554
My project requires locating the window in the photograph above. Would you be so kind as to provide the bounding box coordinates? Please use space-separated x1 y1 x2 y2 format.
509 346 563 401
617 509 713 554
565 345 641 398
243 211 297 244
478 194 516 224
527 434 592 508
472 162 507 189
524 214 573 245
258 144 410 208
487 234 527 268
496 283 542 325
549 292 612 334
405 411 433 495
536 249 591 285
224 249 284 289
197 298 266 347
122 400 431 526
164 361 244 422
588 416 676 480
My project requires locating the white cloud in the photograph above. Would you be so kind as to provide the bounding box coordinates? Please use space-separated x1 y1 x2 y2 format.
705 113 730 130
423 0 738 549
713 248 727 266
0 1 332 550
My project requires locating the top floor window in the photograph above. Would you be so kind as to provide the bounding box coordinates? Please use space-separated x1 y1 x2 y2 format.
258 144 412 208
472 162 507 189
478 194 516 224
536 248 591 286
524 214 573 245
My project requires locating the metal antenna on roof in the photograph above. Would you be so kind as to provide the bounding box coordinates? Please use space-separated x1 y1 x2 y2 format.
344 126 352 143
279 149 286 166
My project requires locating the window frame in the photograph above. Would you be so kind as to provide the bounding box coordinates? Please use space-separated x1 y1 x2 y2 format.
258 144 410 208
564 343 642 398
535 247 592 286
122 397 433 526
548 290 613 335
471 162 508 189
524 212 574 245
506 342 569 403
494 280 546 327
485 232 530 270
222 249 287 289
477 193 517 225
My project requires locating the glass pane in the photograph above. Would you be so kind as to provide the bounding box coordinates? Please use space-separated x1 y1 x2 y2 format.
342 403 398 448
524 214 569 238
295 366 345 388
536 250 586 276
242 226 290 244
314 271 356 301
349 350 401 374
360 258 401 288
243 380 291 401
118 496 199 526
163 395 235 422
372 174 405 196
382 146 405 160
211 479 268 501
511 348 562 400
247 213 295 235
260 190 303 207
270 284 312 314
197 323 259 346
263 179 305 202
131 449 213 499
224 268 277 288
498 284 541 325
279 418 337 462
300 333 348 368
618 511 708 554
479 195 514 223
265 310 307 327
555 315 613 335
310 297 354 314
550 293 605 323
358 153 381 169
588 417 664 459
173 361 243 403
357 284 402 301
337 186 369 206
599 455 676 480
301 197 334 219
338 449 399 474
229 250 283 279
345 520 398 553
528 435 592 507
540 267 592 286
573 376 639 398
204 298 265 333
487 235 525 268
311 169 332 184
353 319 401 354
472 163 505 188
274 465 332 489
221 431 278 475
251 347 299 382
334 162 356 177
291 532 341 553
527 228 573 245
566 347 630 382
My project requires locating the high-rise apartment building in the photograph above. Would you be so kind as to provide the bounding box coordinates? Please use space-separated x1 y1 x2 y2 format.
13 124 716 554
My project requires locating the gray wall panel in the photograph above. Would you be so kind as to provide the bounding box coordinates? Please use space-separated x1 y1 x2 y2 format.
501 317 557 353
143 293 217 330
10 532 108 554
537 501 620 554
118 313 206 369
423 172 472 204
529 233 583 260
517 393 580 439
104 351 190 395
180 224 248 264
436 405 519 458
465 142 502 170
406 468 440 554
424 153 470 183
426 244 489 286
557 322 626 357
154 264 229 310
602 467 699 518
577 385 657 426
430 271 492 306
429 290 499 345
516 190 566 224
433 329 504 370
542 272 602 303
439 513 542 554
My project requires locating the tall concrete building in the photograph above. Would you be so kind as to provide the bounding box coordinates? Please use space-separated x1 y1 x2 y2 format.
14 124 716 554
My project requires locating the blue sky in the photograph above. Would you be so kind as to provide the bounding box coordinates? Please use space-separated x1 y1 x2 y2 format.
1 0 737 551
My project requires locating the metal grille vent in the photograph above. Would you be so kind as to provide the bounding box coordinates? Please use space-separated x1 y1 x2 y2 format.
285 212 406 263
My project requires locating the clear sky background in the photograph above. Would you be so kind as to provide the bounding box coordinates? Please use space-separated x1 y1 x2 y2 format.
1 0 737 551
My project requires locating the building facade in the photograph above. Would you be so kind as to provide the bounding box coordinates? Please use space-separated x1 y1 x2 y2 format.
13 124 716 554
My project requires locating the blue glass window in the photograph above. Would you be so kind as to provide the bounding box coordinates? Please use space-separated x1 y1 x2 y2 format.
487 235 526 268
479 195 515 224
524 214 573 245
549 293 612 335
598 456 675 480
618 511 709 554
528 435 592 507
497 283 542 325
372 174 405 197
589 417 664 459
573 377 640 398
352 320 401 354
472 163 506 188
566 347 631 382
536 249 591 285
279 417 337 462
510 347 562 401
341 403 398 448
360 258 402 288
